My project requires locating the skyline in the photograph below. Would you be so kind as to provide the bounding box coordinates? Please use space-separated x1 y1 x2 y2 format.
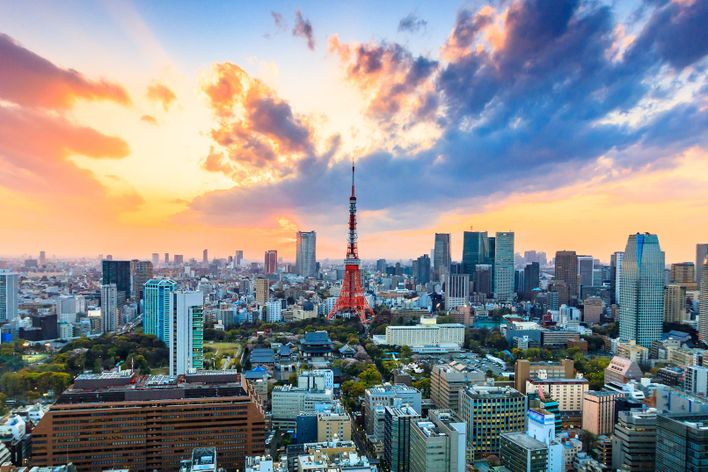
1 0 706 262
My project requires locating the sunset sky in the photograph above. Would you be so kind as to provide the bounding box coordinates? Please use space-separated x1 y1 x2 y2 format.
0 0 706 263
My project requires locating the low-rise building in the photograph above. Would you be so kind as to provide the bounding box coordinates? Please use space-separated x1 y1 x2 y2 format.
526 373 589 413
385 318 465 348
500 432 549 472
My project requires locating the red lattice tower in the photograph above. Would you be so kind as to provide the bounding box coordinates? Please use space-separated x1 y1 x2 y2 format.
327 162 375 324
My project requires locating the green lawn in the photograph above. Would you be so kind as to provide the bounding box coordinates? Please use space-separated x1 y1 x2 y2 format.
205 341 242 369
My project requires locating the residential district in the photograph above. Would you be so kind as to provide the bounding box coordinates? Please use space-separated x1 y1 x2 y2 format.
0 234 707 472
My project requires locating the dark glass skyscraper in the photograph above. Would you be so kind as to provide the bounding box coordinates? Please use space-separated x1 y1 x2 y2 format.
462 231 489 275
102 260 131 303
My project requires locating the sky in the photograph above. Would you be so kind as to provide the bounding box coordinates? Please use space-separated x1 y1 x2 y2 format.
0 0 706 263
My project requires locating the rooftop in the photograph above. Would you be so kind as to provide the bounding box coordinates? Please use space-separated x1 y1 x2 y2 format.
500 432 548 451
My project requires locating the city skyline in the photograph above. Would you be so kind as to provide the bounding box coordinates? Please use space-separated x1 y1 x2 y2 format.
0 1 706 262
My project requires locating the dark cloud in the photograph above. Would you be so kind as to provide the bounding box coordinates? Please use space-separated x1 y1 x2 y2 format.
398 13 427 33
628 0 708 70
293 10 315 50
0 33 130 109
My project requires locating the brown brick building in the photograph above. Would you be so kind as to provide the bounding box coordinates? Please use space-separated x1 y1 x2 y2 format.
31 370 265 471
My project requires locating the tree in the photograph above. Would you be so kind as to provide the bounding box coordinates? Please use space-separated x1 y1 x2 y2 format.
412 378 430 397
359 364 383 387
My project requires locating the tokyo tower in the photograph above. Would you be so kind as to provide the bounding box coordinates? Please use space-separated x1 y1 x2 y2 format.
327 162 375 324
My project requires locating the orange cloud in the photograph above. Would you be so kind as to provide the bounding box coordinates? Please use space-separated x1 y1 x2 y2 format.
201 62 316 183
146 83 176 111
141 114 158 125
0 33 130 109
328 35 439 124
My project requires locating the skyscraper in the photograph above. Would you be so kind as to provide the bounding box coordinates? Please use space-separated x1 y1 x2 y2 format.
130 260 153 307
100 283 118 333
39 250 46 266
577 255 594 296
172 291 204 376
554 251 578 302
152 253 160 267
670 262 697 289
619 233 665 348
494 232 514 302
202 249 209 265
0 270 18 323
102 260 131 306
415 255 431 285
461 232 489 275
295 231 317 276
700 256 708 340
664 284 685 323
433 233 451 282
264 250 278 274
697 244 708 283
234 250 244 267
611 251 624 305
143 278 177 342
255 278 269 305
384 405 420 472
523 262 540 299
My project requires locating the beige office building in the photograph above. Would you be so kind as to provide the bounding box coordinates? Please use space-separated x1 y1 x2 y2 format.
514 359 575 394
582 391 622 435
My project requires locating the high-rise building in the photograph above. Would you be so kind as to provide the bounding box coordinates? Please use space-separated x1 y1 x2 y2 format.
143 278 177 342
523 262 540 299
697 244 708 283
671 262 697 289
410 410 466 472
433 233 451 282
295 231 317 277
611 409 657 472
172 291 204 376
376 259 387 274
577 255 594 297
583 296 604 325
31 371 265 472
130 260 153 305
611 251 624 305
554 251 578 301
202 249 209 265
255 278 269 305
494 232 514 302
582 391 621 435
415 255 431 284
473 264 492 296
164 252 170 264
39 250 46 266
461 231 489 275
431 364 485 413
499 432 548 472
700 256 708 340
364 385 422 440
100 283 118 333
655 413 708 472
0 269 18 323
514 359 575 394
459 385 527 459
664 284 686 323
619 233 665 348
384 405 420 472
174 254 184 265
152 252 160 266
102 260 131 306
264 250 278 274
684 365 708 396
445 274 469 310
234 250 244 267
